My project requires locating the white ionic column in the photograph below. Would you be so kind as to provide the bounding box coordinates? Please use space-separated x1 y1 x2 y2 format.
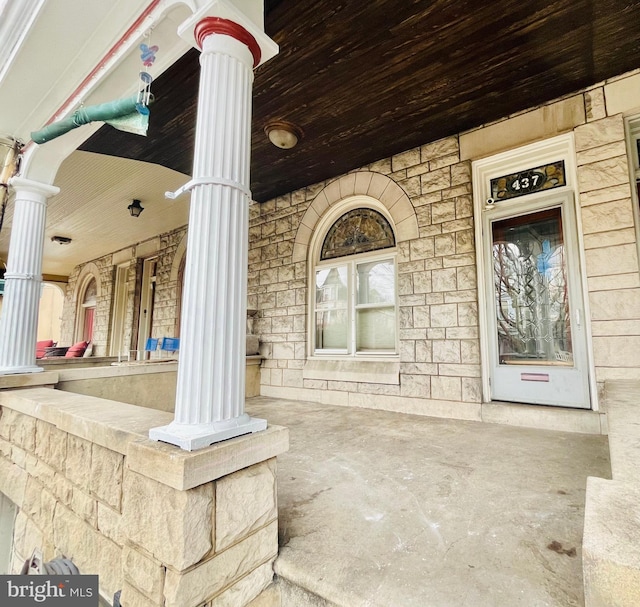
0 177 59 374
150 17 269 450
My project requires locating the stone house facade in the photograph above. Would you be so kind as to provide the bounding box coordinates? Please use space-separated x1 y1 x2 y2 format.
59 68 640 426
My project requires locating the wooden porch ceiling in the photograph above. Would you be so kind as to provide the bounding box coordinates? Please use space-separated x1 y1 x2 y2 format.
80 0 640 203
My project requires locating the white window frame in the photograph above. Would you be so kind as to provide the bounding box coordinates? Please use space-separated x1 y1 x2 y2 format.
308 196 399 360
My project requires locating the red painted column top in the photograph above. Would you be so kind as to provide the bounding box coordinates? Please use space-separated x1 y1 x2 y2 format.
194 17 261 67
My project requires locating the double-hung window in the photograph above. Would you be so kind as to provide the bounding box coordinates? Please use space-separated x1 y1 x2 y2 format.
312 207 397 356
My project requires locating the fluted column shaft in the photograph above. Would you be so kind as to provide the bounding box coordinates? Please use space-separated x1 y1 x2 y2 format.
0 178 59 374
149 19 266 450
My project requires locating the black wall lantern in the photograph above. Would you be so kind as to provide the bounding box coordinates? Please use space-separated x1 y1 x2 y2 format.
128 199 144 217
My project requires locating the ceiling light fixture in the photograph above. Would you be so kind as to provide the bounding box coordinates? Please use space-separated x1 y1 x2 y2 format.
264 120 303 150
51 235 72 245
128 198 144 217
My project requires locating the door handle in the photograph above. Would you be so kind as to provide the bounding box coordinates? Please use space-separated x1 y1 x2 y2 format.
575 308 581 328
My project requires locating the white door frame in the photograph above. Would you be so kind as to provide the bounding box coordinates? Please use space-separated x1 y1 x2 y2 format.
472 133 598 410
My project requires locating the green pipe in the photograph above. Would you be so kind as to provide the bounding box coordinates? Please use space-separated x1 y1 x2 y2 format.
31 96 144 144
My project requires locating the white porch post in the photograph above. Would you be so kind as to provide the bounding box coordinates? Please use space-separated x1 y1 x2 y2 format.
0 177 59 374
150 10 277 450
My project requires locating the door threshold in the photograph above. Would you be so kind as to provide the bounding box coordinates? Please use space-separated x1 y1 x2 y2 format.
481 400 605 435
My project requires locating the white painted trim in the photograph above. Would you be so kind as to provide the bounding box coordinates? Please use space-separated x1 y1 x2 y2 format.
472 133 598 410
624 114 640 276
306 196 400 358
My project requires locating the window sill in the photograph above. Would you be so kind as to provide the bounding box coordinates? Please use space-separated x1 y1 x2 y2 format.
303 358 400 385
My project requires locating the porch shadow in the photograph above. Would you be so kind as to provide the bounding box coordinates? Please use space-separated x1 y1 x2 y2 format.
246 396 611 607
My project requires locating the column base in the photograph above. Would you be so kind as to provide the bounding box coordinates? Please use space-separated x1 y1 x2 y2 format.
0 365 43 376
149 414 267 451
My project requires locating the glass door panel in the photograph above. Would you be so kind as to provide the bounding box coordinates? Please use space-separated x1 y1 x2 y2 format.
492 208 573 367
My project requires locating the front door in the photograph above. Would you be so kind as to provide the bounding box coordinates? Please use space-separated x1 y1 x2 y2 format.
483 193 590 408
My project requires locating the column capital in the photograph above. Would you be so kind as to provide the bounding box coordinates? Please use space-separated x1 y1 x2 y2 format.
10 176 60 199
195 17 261 67
178 0 278 68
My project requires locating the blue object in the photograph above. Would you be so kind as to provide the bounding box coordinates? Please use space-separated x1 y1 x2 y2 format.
160 337 180 352
145 337 159 352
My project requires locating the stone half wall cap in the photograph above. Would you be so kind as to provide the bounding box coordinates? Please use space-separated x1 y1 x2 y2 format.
178 0 278 68
130 424 289 490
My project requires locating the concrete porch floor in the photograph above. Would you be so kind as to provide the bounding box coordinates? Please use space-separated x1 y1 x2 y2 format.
246 397 611 607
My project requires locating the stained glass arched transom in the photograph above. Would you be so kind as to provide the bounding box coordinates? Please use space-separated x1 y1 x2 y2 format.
320 208 395 261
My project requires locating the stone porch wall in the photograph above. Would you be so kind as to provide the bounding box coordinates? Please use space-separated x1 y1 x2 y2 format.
0 387 288 607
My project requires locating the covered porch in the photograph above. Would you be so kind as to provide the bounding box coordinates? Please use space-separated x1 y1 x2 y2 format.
248 396 610 607
0 369 615 605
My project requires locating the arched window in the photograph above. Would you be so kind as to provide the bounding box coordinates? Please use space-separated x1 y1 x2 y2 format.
312 204 398 356
79 277 96 343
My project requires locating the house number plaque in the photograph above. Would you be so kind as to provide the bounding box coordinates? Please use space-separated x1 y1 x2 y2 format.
490 160 566 201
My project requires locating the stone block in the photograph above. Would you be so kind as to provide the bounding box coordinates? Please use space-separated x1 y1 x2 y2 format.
431 376 462 401
90 444 124 510
412 271 431 294
120 582 163 607
593 336 640 369
0 456 28 508
209 562 274 607
6 410 36 452
121 469 214 571
434 233 455 257
430 304 458 328
65 434 92 488
574 115 625 152
590 289 640 320
409 238 435 261
392 148 420 171
459 96 585 160
455 195 473 219
431 268 457 292
461 377 483 403
578 156 630 193
585 87 607 122
70 487 97 526
97 502 122 546
432 340 461 363
457 302 478 326
22 477 56 531
577 141 627 166
163 521 278 607
581 200 635 235
123 545 165 603
421 136 459 162
35 420 67 472
12 511 49 564
400 374 430 398
586 244 639 277
431 201 457 224
580 183 632 207
583 477 640 607
421 168 451 194
584 228 637 251
215 458 277 552
429 153 460 170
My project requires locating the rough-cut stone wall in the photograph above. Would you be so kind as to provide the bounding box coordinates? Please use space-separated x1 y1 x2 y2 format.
154 227 187 339
249 136 482 418
0 398 280 607
575 112 640 382
60 259 113 356
60 231 187 358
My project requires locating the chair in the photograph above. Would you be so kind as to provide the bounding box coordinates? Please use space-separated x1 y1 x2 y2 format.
144 337 159 359
159 337 180 358
36 339 55 359
64 341 89 358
